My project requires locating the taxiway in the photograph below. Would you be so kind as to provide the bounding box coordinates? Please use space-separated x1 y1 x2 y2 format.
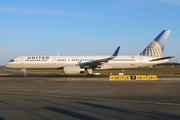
0 68 180 120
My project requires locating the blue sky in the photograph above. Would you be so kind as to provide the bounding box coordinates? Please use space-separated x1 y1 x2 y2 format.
0 0 180 65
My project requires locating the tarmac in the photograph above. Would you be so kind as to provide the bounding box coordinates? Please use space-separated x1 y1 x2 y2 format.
0 68 180 120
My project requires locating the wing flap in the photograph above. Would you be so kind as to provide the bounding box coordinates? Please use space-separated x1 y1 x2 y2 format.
78 46 120 68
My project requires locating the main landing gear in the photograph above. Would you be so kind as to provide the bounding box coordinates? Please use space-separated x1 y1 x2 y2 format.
86 69 95 77
87 74 95 77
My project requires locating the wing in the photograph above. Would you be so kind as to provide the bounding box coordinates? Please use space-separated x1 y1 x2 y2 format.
149 56 175 62
78 46 120 69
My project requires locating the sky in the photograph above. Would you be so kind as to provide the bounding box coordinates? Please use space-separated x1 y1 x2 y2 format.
0 0 180 65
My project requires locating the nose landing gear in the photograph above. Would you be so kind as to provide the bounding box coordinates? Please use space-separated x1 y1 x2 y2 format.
21 69 27 78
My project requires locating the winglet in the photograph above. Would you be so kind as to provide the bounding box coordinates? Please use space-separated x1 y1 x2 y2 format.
111 46 120 59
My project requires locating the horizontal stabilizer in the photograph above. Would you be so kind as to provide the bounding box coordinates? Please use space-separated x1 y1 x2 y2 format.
149 56 175 62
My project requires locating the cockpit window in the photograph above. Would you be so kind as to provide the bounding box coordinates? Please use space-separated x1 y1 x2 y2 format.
9 59 15 62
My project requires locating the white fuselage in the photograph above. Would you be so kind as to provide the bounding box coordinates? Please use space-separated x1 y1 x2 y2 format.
5 55 169 69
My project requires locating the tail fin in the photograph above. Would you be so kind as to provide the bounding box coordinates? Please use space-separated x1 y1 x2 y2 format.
140 30 171 57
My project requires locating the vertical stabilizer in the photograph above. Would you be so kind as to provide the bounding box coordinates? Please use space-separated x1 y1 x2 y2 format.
140 30 171 57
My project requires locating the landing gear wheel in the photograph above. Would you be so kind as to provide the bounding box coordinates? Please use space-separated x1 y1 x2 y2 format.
22 69 27 78
91 74 95 77
87 74 95 77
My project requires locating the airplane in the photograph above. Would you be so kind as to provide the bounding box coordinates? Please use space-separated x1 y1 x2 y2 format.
5 30 174 77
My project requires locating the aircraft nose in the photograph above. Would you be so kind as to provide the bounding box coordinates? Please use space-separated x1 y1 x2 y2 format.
5 63 10 68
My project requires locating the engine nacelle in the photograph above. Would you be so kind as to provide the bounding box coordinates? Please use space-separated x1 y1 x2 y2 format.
63 65 85 74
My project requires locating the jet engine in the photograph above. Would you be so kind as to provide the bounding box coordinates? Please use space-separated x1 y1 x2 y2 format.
63 65 85 74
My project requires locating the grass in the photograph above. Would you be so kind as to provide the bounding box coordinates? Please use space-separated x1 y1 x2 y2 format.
27 66 180 76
